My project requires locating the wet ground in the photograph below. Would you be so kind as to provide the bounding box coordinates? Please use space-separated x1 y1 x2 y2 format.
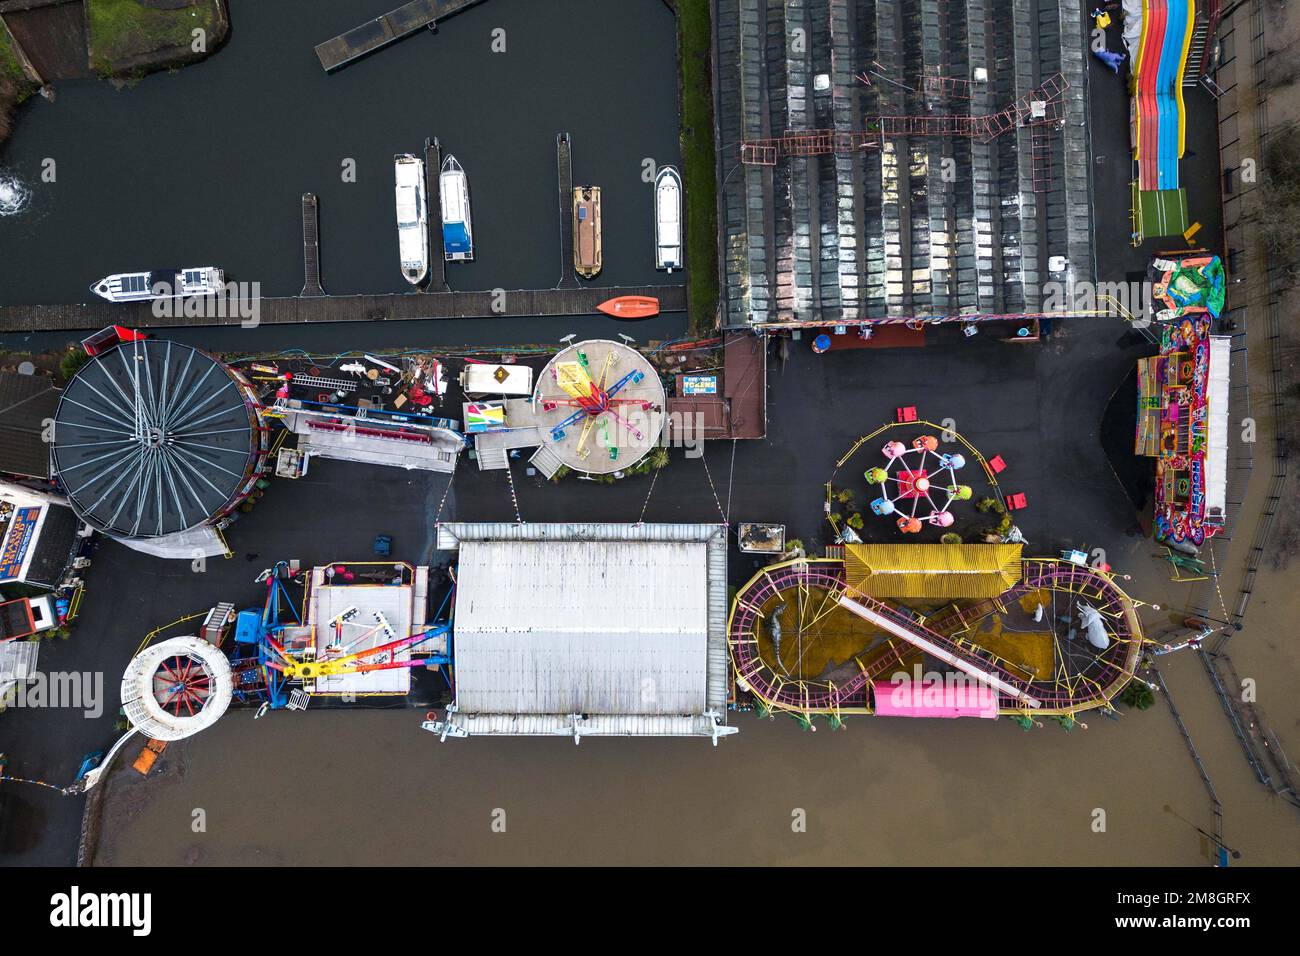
9 312 1287 867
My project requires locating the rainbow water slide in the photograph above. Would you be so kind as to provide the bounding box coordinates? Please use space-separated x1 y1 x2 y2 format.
1133 0 1195 190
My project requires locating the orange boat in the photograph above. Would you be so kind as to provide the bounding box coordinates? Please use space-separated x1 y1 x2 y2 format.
597 295 660 319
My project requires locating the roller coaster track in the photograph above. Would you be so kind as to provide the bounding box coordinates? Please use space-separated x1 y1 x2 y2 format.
836 592 1042 707
728 558 1145 718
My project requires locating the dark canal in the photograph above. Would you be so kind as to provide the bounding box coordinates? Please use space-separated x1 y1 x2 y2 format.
0 0 686 349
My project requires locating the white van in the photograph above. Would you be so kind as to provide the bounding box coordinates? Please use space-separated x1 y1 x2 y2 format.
459 363 534 398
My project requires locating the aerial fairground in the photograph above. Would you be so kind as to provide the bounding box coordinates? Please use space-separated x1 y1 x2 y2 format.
0 0 1293 927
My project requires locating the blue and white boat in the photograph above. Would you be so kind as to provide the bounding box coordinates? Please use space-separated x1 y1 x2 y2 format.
439 155 473 262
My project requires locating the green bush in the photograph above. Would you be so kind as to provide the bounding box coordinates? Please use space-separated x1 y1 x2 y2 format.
60 349 91 381
1118 681 1155 711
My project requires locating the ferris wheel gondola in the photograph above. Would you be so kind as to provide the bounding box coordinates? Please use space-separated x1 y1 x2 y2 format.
865 434 973 533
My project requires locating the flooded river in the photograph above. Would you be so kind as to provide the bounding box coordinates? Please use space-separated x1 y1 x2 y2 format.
0 0 681 307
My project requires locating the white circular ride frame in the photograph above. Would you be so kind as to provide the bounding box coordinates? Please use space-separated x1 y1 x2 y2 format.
533 339 666 475
866 435 973 533
121 635 233 740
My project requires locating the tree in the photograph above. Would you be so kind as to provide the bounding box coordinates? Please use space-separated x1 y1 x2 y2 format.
1118 681 1155 711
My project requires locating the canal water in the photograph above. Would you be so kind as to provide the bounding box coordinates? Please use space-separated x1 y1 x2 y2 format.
0 0 684 343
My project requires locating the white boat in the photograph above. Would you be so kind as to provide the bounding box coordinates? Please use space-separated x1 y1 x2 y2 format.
654 165 683 272
394 154 429 286
439 155 473 262
90 267 224 303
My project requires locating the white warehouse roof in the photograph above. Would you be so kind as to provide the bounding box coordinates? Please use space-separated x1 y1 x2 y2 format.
431 522 733 742
454 540 707 715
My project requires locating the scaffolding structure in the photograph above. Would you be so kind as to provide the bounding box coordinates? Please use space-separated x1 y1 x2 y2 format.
740 72 1068 160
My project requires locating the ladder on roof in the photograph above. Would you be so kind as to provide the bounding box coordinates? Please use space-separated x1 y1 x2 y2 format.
202 603 235 645
1184 20 1209 86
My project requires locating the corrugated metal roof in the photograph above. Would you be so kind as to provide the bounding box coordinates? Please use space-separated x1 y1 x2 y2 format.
454 540 708 715
0 372 59 480
441 713 731 738
843 543 1023 598
437 521 726 550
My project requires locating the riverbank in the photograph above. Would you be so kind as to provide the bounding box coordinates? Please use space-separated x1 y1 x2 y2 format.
0 17 38 142
86 0 228 78
676 0 719 336
0 0 227 150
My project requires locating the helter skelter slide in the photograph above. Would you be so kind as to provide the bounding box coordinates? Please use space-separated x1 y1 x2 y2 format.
728 546 1146 724
1131 0 1196 238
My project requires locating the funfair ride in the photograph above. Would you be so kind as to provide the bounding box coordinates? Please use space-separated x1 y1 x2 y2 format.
727 554 1147 726
534 341 664 472
866 435 973 534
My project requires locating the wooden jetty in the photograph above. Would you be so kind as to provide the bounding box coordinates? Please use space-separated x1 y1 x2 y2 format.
424 137 448 292
300 193 325 296
556 133 578 289
0 286 687 333
314 0 486 72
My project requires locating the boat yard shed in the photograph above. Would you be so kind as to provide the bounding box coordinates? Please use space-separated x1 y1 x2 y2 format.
429 522 734 743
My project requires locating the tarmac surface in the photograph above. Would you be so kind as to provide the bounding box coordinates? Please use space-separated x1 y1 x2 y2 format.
0 314 1157 865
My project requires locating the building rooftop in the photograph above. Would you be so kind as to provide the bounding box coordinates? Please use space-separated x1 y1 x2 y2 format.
0 372 60 480
714 0 1094 327
433 522 732 740
50 341 259 538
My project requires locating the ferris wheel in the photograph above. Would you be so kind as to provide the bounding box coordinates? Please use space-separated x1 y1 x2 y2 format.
121 636 233 740
865 434 973 534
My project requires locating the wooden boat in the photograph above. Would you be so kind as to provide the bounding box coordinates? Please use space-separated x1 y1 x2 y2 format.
597 295 659 319
573 185 602 279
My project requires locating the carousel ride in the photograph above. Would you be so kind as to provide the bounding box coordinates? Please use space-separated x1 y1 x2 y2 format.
533 339 665 475
121 635 233 740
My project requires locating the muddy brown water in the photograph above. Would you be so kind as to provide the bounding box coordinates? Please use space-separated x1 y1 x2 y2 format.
91 678 1299 866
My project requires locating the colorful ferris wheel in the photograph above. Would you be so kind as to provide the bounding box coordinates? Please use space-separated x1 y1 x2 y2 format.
865 434 973 534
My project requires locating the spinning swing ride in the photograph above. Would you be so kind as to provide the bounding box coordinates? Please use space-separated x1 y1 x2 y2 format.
533 339 665 475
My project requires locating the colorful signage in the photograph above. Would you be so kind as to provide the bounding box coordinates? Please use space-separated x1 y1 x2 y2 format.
463 402 505 434
682 375 718 396
0 505 44 582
